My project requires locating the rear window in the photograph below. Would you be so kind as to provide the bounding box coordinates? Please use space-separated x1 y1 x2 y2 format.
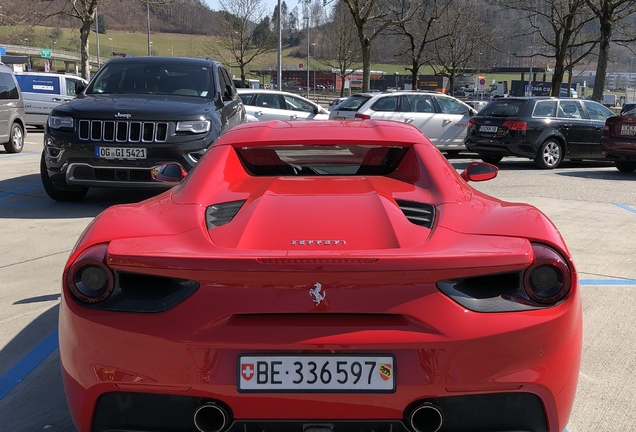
235 145 408 176
480 99 527 117
334 95 372 111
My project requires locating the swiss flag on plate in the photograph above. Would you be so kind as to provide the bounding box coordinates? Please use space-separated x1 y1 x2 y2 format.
241 363 255 381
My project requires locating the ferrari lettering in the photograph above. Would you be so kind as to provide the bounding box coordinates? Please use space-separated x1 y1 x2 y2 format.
291 240 347 245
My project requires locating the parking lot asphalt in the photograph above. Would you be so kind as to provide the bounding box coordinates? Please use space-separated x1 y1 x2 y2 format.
1 129 635 431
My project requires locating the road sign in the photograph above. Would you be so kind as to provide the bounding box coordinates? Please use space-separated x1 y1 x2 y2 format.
40 49 51 58
479 76 486 86
299 63 303 69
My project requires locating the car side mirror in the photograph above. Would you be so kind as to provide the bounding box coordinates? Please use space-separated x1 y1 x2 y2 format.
151 163 187 183
76 83 86 95
461 162 498 182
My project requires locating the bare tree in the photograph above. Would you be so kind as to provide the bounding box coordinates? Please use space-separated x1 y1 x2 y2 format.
502 0 596 97
388 0 451 89
206 0 275 83
318 2 363 96
430 0 489 93
586 0 636 100
340 0 398 92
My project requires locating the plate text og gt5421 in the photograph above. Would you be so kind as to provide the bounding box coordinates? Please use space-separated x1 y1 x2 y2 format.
96 147 147 159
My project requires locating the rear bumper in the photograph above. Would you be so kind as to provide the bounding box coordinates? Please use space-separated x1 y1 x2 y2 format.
601 138 636 161
60 287 582 432
464 136 538 159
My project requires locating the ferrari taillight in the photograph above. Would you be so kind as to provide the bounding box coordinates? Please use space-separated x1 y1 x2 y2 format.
523 244 571 305
67 244 115 304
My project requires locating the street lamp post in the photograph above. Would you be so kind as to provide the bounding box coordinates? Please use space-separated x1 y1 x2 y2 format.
311 43 316 99
108 37 113 56
147 1 151 56
306 15 310 97
630 57 635 100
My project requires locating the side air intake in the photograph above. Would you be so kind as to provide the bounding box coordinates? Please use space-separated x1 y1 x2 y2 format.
395 199 435 228
206 200 246 229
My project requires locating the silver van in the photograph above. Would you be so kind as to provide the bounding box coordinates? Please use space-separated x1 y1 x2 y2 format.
14 72 87 128
0 64 26 153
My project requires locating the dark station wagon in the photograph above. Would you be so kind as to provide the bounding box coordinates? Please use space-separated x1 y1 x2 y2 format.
465 97 615 168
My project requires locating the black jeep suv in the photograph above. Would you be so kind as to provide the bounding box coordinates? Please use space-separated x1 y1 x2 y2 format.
41 56 246 201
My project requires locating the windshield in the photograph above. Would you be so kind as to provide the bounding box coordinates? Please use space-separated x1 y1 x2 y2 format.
88 62 215 98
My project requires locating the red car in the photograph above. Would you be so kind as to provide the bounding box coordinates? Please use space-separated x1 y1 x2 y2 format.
59 120 582 432
602 112 636 172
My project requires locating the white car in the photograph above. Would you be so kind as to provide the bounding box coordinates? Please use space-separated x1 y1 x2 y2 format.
237 89 330 121
328 91 477 153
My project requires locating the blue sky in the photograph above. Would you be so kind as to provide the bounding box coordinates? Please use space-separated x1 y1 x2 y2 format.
203 0 285 15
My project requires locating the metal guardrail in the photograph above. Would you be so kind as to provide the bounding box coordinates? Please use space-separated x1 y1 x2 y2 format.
1 44 106 66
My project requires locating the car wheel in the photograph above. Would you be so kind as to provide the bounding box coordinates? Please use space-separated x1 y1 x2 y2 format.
3 122 24 153
615 161 636 173
479 155 503 164
534 139 563 169
40 152 89 202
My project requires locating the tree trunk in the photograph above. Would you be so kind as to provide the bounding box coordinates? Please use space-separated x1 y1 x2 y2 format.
361 37 371 92
592 18 612 101
411 59 419 90
79 22 92 81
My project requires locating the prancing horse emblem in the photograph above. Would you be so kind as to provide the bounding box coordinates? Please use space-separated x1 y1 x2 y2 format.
309 282 326 306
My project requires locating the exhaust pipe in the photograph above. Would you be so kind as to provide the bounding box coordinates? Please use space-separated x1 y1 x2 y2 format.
193 403 229 432
408 403 443 432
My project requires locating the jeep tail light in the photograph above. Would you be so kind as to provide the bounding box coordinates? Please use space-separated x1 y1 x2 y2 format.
502 120 527 131
523 244 571 304
67 244 115 303
354 113 371 120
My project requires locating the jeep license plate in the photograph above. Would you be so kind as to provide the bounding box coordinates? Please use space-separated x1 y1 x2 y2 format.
96 147 147 160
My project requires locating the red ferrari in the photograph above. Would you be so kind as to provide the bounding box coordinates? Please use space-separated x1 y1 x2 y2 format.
59 120 582 432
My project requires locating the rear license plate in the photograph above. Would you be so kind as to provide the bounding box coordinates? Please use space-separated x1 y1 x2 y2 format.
620 125 636 136
479 125 498 133
238 355 395 392
96 147 147 159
